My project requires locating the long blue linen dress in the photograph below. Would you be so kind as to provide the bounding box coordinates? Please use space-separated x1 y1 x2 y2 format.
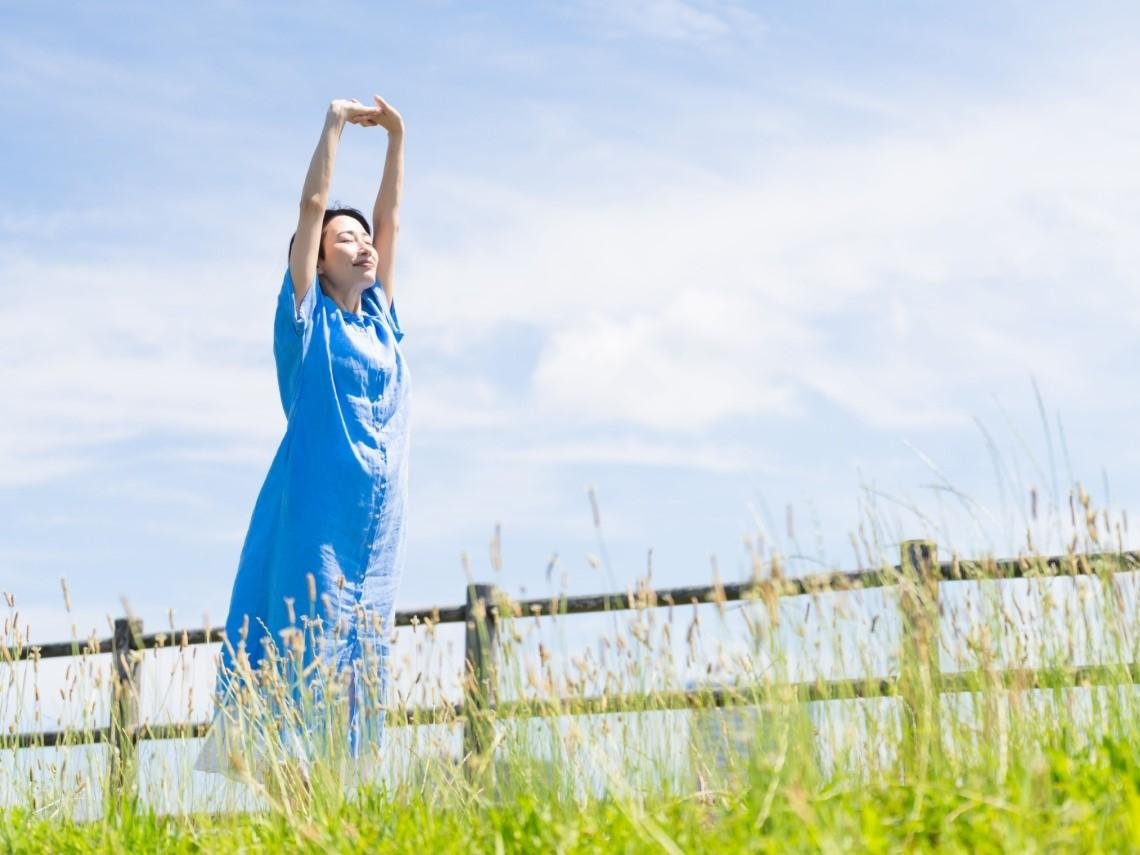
194 268 410 779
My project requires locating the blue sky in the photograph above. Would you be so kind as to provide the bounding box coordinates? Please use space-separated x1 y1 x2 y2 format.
2 1 1140 650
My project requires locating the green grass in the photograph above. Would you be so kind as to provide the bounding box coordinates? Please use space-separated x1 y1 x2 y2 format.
4 727 1140 853
3 509 1140 851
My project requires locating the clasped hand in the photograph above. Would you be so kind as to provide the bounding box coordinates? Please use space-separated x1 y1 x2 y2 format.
329 95 403 134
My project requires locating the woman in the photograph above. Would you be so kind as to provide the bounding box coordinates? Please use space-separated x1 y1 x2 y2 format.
195 95 409 786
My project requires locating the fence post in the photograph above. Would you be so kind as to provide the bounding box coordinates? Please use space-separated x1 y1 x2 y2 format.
109 616 142 812
463 583 499 777
898 540 940 776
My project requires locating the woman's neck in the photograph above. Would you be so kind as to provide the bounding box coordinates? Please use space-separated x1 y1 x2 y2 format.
320 277 365 315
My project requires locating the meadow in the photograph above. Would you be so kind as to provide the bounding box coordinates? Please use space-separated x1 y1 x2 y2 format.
1 486 1139 853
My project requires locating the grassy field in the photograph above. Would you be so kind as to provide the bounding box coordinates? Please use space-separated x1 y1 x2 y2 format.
2 512 1139 852
3 706 1140 853
0 734 1135 854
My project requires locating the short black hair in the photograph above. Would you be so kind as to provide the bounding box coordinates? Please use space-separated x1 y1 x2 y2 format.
287 205 372 262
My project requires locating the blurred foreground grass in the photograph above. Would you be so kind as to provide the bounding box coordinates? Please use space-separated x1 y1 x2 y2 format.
3 726 1140 853
2 484 1140 852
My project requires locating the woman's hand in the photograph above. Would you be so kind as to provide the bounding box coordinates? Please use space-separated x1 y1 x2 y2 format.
328 97 403 135
327 98 383 127
370 95 404 135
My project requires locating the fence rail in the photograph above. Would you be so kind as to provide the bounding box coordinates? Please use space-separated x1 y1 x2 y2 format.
4 543 1140 807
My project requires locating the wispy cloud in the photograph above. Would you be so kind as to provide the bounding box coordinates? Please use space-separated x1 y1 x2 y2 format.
499 437 768 474
403 65 1140 447
4 46 1140 487
570 0 764 43
0 254 285 486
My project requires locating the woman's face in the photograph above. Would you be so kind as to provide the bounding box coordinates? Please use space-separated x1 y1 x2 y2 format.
317 215 377 290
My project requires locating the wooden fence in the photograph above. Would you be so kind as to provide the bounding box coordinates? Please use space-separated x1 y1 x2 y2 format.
3 541 1140 808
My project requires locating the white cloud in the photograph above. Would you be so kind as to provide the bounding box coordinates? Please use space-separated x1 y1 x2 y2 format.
409 373 519 432
571 0 764 43
402 72 1140 443
0 255 284 485
499 437 767 474
4 38 1140 488
531 297 801 431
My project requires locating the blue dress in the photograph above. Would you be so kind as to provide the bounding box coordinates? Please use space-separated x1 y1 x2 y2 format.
195 269 410 778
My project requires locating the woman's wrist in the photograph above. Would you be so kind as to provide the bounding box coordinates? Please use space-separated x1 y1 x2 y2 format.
325 108 347 132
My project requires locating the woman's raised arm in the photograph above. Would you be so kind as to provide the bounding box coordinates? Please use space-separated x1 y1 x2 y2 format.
288 99 381 311
368 95 405 307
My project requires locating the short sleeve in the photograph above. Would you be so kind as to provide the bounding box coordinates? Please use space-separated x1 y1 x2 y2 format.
277 268 320 337
363 281 405 343
273 268 320 415
387 297 405 343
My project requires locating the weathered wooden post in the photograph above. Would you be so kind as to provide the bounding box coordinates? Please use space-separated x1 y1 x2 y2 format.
108 616 142 811
463 583 499 776
898 540 940 775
